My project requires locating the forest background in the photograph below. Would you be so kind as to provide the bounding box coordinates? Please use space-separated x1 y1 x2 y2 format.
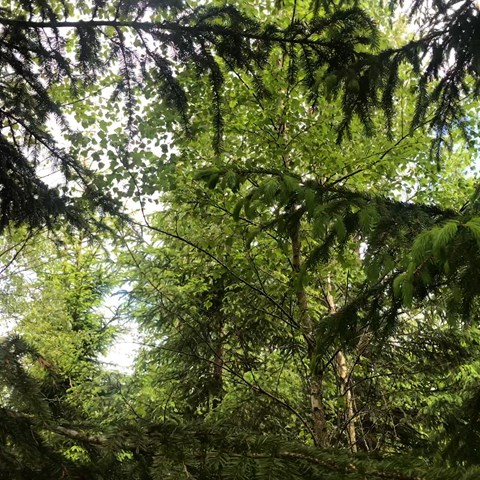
1 0 480 478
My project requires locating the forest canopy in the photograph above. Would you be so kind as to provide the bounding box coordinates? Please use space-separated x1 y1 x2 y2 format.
1 0 480 479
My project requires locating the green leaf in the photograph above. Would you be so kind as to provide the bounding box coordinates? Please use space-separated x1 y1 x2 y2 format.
393 273 406 298
402 279 414 307
432 220 458 256
303 188 317 215
335 217 346 242
232 200 244 221
245 228 259 249
262 179 280 203
465 217 480 246
207 173 221 189
358 205 379 232
224 170 240 192
282 175 299 193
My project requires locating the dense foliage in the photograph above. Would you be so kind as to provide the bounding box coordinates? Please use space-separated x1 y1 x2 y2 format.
1 0 480 478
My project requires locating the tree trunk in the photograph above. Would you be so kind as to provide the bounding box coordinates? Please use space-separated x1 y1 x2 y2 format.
325 277 357 452
290 221 328 448
334 350 357 452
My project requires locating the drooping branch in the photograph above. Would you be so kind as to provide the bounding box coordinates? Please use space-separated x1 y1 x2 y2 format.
2 407 108 445
0 407 443 480
0 17 369 49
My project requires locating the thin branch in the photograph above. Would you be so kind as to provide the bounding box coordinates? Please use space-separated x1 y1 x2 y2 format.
132 219 300 329
0 17 366 48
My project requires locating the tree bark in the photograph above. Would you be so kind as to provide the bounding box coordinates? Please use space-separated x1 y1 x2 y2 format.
290 221 328 448
325 277 357 452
